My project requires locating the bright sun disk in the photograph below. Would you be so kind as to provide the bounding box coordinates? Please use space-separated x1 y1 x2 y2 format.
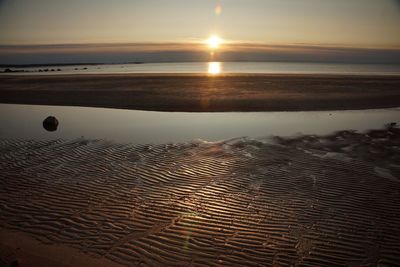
207 35 222 49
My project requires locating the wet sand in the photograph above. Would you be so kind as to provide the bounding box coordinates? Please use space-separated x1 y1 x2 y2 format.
0 229 123 267
1 126 400 266
1 74 400 111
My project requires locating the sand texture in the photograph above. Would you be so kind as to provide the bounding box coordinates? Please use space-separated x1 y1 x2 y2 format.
1 74 400 112
0 127 400 266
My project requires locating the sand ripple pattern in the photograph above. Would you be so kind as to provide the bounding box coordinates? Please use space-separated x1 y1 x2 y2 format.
0 131 400 266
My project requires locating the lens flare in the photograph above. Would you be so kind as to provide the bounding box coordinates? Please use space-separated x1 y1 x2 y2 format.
215 5 222 15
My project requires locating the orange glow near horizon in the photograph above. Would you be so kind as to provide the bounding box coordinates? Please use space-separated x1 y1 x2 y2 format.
1 2 399 49
207 35 222 50
208 62 221 75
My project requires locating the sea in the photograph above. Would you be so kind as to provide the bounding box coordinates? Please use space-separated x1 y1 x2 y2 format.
2 61 400 75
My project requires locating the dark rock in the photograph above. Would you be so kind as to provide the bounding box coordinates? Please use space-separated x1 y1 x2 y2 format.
43 116 59 132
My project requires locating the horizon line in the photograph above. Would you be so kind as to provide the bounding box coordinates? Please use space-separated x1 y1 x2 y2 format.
1 42 400 51
1 42 399 65
2 60 400 69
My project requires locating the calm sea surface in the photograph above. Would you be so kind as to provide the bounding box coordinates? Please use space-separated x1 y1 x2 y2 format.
2 62 400 75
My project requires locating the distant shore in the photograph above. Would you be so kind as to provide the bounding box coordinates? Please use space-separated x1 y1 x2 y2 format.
1 73 399 112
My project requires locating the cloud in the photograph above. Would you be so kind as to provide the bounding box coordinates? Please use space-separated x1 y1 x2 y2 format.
0 42 399 65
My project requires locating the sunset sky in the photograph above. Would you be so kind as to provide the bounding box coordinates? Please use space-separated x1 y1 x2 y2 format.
1 0 400 64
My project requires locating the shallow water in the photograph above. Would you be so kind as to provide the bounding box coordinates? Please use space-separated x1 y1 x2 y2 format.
0 104 399 143
2 61 400 75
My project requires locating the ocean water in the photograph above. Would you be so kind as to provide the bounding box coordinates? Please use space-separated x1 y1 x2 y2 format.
2 61 400 75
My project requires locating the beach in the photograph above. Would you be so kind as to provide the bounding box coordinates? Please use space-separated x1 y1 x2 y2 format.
2 0 400 265
1 74 400 112
1 73 400 266
0 127 399 266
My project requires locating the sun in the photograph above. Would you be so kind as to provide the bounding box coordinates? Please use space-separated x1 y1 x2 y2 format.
207 35 222 49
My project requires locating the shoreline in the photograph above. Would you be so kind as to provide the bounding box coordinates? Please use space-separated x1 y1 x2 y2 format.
1 73 400 112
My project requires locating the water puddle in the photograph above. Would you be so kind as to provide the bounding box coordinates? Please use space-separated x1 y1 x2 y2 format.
0 104 399 144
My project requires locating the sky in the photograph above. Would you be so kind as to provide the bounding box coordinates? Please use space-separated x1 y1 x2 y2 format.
0 0 400 64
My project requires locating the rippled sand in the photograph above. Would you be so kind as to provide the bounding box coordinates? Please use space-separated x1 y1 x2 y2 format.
0 127 400 266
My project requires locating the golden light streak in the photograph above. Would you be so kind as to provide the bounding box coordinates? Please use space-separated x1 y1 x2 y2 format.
208 62 221 75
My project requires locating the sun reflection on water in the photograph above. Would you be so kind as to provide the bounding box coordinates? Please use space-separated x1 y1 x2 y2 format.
208 62 222 75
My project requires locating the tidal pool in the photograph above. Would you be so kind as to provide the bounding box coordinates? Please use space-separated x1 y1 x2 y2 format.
0 104 399 143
